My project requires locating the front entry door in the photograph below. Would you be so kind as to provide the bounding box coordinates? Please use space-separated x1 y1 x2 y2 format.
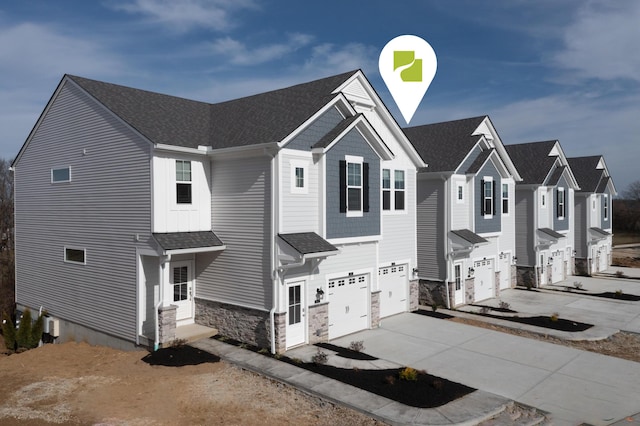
286 281 305 348
171 261 193 322
454 263 464 306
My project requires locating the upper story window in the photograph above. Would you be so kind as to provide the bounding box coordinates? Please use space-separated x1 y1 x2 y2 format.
347 161 362 213
394 170 405 210
339 156 368 217
541 190 547 208
290 160 308 194
456 184 464 203
603 194 609 220
64 247 86 265
502 183 509 214
51 166 71 183
557 187 565 219
480 177 495 218
382 169 391 210
176 160 192 204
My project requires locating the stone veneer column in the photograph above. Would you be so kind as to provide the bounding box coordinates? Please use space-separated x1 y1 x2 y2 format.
370 290 381 328
409 280 419 311
272 312 286 354
464 278 474 305
158 305 177 346
495 272 501 297
307 302 329 345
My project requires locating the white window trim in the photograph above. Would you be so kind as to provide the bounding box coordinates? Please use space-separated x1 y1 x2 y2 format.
290 159 308 194
557 187 566 220
540 187 547 209
483 176 493 219
345 155 363 218
501 182 509 216
64 246 86 265
393 169 406 212
454 262 463 291
51 166 71 183
603 194 609 221
381 167 408 215
382 168 391 211
175 159 193 206
456 182 464 204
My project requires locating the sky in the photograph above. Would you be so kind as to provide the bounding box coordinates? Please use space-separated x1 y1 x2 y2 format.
1 0 638 193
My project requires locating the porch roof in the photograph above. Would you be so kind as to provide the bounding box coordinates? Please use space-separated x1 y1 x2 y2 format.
278 232 338 256
590 227 611 237
153 231 225 254
451 229 489 245
538 227 565 240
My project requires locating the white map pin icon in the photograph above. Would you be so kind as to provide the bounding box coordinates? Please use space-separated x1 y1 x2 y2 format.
379 35 437 124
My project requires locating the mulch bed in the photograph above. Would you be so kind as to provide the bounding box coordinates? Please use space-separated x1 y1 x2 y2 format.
485 314 593 332
212 335 475 408
142 345 220 367
470 304 517 313
591 292 640 301
414 309 454 319
314 342 378 360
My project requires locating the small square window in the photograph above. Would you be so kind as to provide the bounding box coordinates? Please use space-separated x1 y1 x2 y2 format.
456 184 464 203
290 160 308 194
51 167 71 183
64 247 85 264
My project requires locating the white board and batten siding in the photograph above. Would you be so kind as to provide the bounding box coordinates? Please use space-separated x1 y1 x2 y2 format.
14 80 153 343
450 176 471 231
196 155 272 310
279 150 319 234
152 154 211 233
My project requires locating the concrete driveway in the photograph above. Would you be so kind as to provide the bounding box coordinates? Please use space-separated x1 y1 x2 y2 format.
332 312 640 425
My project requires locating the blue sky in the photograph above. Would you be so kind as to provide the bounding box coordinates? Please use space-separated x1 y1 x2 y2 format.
1 0 638 193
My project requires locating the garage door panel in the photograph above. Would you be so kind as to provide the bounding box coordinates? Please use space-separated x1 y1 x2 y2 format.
551 251 564 283
379 264 408 318
474 259 494 302
328 274 369 339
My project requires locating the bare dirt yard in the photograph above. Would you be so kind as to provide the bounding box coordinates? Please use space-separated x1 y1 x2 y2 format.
613 245 640 268
0 336 381 426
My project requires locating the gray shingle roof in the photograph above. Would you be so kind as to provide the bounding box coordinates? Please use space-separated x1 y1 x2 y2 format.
504 141 558 184
590 227 611 237
451 229 489 245
403 116 486 172
538 228 565 240
68 70 358 150
279 233 338 255
547 165 566 186
313 114 362 149
567 156 604 193
465 149 494 174
153 231 224 250
596 176 611 193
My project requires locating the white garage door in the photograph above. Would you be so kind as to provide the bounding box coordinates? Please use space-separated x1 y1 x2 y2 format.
498 253 511 290
551 251 564 283
379 264 408 318
328 274 369 339
474 259 494 302
598 248 608 272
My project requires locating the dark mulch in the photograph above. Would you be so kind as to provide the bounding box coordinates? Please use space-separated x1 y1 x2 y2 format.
592 292 640 301
212 335 475 408
142 345 220 367
479 313 593 332
414 309 454 319
470 304 517 313
514 287 541 292
314 342 378 360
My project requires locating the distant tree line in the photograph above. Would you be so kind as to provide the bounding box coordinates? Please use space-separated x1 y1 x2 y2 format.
614 179 640 234
0 158 14 317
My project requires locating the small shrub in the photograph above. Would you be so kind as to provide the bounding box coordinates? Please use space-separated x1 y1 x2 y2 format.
292 357 303 364
257 348 269 355
550 312 559 322
1 312 17 352
349 340 365 353
498 300 510 310
15 309 46 350
573 281 583 290
615 270 626 278
311 348 328 365
273 353 283 360
239 343 248 349
525 281 533 290
479 306 490 315
398 367 418 381
615 289 624 297
431 303 438 312
384 375 396 385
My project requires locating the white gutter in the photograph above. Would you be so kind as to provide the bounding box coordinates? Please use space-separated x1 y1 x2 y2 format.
268 149 278 355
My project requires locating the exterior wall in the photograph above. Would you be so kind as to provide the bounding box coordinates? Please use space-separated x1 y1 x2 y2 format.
152 153 211 233
285 106 344 151
418 280 448 307
307 302 329 344
14 80 153 344
456 145 482 174
474 160 502 234
553 175 570 231
601 189 611 230
416 177 445 280
197 154 272 310
538 187 551 229
370 291 381 328
279 150 319 233
450 175 471 230
514 189 535 266
326 128 380 239
574 196 588 258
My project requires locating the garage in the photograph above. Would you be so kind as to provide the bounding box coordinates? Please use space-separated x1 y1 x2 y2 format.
379 264 408 318
327 273 369 339
551 251 564 283
473 259 494 301
598 247 608 272
498 253 511 290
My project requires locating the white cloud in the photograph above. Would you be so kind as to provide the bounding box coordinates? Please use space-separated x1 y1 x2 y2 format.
110 0 257 32
209 33 313 65
552 1 640 82
302 42 378 77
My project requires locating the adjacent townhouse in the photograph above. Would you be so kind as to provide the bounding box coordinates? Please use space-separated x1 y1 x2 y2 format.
404 116 522 307
505 141 580 287
12 70 425 352
567 156 617 275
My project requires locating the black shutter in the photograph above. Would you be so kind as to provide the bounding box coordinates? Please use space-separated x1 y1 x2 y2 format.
339 160 347 213
493 180 497 215
480 179 485 215
556 188 559 218
363 162 369 212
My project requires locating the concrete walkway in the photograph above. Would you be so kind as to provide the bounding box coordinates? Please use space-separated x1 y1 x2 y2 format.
191 337 512 425
332 313 640 426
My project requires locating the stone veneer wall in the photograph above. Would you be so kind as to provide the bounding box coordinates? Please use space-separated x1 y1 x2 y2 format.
158 305 176 346
574 257 589 276
418 280 447 307
494 272 501 297
464 278 474 305
516 266 536 288
370 290 381 328
511 265 517 287
409 280 419 311
195 298 272 349
307 302 328 345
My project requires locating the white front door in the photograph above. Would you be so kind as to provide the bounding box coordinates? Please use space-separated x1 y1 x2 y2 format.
551 251 564 283
286 281 305 348
474 259 494 301
379 264 408 318
454 263 464 306
328 274 369 339
599 247 608 271
170 261 193 322
499 253 511 290
539 254 547 286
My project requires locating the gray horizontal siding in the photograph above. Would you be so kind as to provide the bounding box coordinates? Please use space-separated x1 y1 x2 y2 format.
14 80 152 343
197 155 272 310
416 178 444 280
514 189 534 266
285 107 343 151
475 160 501 234
574 196 587 257
456 144 481 174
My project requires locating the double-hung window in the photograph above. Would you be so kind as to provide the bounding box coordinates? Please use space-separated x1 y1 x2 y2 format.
382 168 405 211
502 183 509 214
557 188 565 219
394 170 405 210
347 161 362 213
480 177 495 217
456 184 464 203
290 160 308 194
382 169 391 210
340 156 368 216
176 160 192 204
603 194 609 220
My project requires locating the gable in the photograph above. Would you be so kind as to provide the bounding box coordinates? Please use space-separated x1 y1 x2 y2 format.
284 106 345 151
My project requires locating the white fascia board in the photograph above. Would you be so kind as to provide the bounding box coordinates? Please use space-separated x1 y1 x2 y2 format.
304 249 340 259
334 70 426 168
154 144 211 155
312 115 394 161
455 138 483 174
480 117 523 182
208 141 280 158
164 245 226 256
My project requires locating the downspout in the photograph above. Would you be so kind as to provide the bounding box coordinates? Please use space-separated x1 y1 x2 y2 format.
443 176 451 309
268 148 278 355
533 188 540 288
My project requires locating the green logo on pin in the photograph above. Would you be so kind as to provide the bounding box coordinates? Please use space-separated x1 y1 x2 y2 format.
393 51 422 82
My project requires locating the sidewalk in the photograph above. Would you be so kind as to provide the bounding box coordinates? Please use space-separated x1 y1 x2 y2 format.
191 337 513 425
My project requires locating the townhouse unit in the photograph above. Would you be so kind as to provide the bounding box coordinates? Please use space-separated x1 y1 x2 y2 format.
12 70 424 352
404 116 522 307
505 141 580 287
567 156 617 275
